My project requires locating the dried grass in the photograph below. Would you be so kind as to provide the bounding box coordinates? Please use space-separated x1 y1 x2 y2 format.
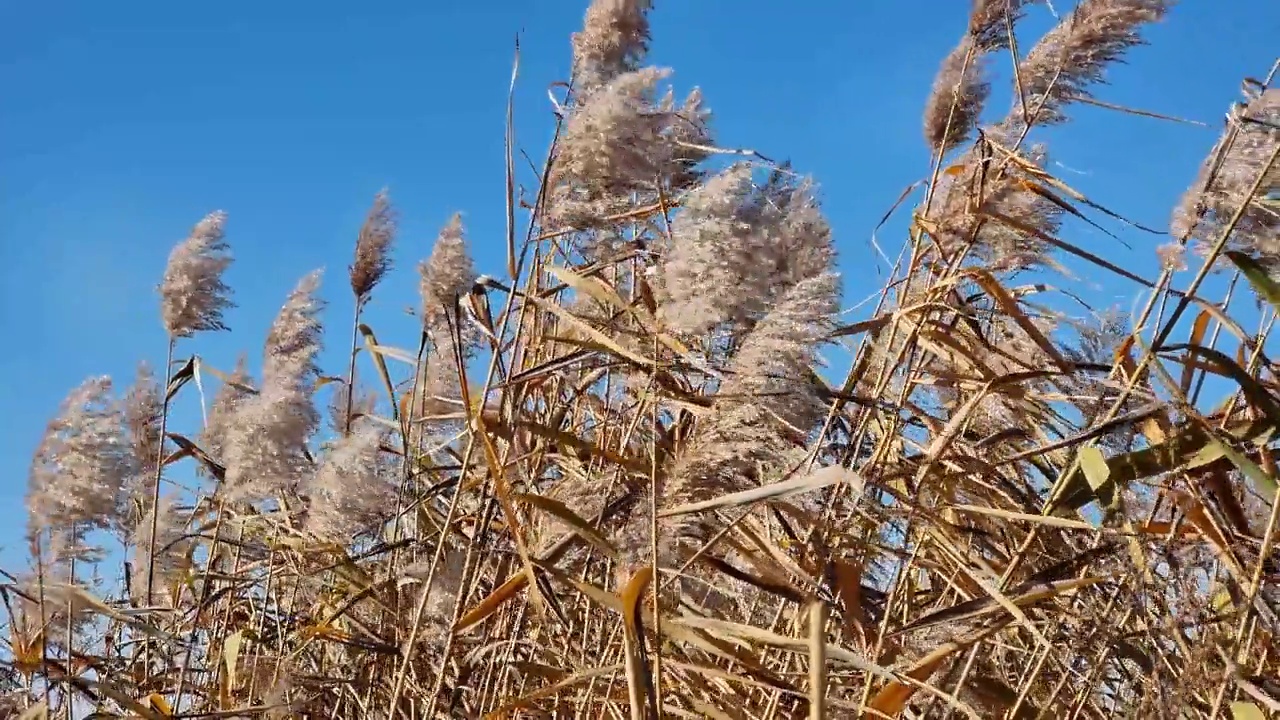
4 1 1280 718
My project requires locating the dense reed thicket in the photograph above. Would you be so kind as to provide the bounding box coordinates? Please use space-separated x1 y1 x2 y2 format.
4 0 1280 717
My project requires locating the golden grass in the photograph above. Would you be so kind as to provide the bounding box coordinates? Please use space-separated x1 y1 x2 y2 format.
4 2 1280 719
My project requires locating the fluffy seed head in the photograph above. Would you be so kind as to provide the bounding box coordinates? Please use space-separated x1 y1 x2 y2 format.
160 211 235 338
26 376 134 561
571 0 653 97
349 188 398 300
303 422 396 542
201 355 254 474
546 67 711 232
656 164 835 335
115 362 164 533
1013 0 1171 125
222 271 325 503
418 213 476 336
1171 89 1280 257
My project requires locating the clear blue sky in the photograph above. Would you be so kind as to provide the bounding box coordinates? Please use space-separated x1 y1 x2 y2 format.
1 1 1276 569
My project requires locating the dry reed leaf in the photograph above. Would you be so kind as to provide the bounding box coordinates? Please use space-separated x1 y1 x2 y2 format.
474 410 544 613
515 492 619 557
808 600 828 720
358 323 400 421
513 417 651 472
659 465 860 518
482 663 625 719
535 560 624 614
146 692 174 715
1180 309 1213 394
1210 434 1279 503
1230 702 1267 720
685 697 740 720
868 621 1008 718
362 342 418 365
620 566 657 720
951 504 1099 531
522 291 656 369
223 629 244 693
892 576 1107 636
663 659 809 710
831 558 868 639
668 615 889 679
15 701 47 720
966 268 1069 372
1167 343 1280 424
1226 251 1280 311
1046 416 1278 513
455 572 529 632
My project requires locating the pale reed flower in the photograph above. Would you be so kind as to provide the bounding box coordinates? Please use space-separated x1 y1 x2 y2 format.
1171 89 1280 257
328 381 378 436
718 272 839 432
418 213 476 337
1156 242 1188 272
398 545 468 655
571 0 653 97
924 36 991 154
303 422 397 542
160 211 235 338
26 376 133 562
968 0 1030 50
222 271 324 504
115 362 163 533
128 493 192 606
667 274 839 540
404 337 467 451
1013 0 1171 125
924 1 1030 153
656 164 834 336
201 354 254 472
547 67 711 232
349 188 397 300
927 139 1063 269
15 568 101 649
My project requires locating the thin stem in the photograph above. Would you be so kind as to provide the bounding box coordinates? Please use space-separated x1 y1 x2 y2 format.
144 337 177 606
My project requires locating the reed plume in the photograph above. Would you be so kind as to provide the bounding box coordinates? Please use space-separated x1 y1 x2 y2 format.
159 211 234 339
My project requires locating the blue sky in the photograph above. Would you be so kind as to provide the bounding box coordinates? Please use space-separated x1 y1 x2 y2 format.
1 1 1276 570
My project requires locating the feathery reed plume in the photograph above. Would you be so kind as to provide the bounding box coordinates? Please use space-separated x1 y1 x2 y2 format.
327 381 377 436
656 163 833 335
200 355 253 472
1171 88 1280 256
159 211 235 339
221 271 324 504
418 213 476 337
924 35 992 154
721 272 840 430
927 138 1064 268
26 377 132 562
926 0 1024 152
116 363 163 531
1012 0 1171 126
969 0 1030 49
546 66 711 232
923 1 1029 153
667 273 839 540
14 5 1280 718
302 422 396 542
349 188 398 300
571 0 653 97
1156 241 1188 271
128 493 192 607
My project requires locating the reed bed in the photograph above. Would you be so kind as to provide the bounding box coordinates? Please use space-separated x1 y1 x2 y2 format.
4 1 1279 717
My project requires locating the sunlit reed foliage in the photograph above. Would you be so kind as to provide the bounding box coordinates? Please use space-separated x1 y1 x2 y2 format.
5 1 1280 718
